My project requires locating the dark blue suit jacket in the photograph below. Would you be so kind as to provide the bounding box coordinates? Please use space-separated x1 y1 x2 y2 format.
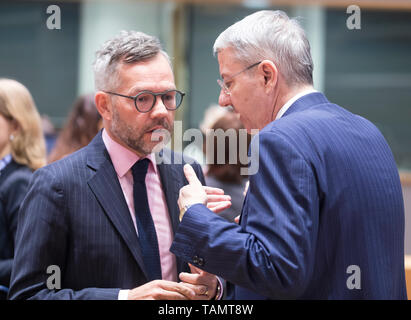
9 131 205 300
171 92 407 299
0 160 32 292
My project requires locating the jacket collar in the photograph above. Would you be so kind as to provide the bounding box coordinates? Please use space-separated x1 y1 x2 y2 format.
282 92 330 118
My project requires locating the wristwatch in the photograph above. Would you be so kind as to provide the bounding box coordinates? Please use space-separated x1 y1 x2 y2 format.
179 204 191 221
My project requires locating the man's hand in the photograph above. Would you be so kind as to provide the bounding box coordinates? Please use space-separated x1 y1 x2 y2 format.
179 164 231 213
127 280 197 300
178 164 207 209
204 186 232 214
179 264 218 300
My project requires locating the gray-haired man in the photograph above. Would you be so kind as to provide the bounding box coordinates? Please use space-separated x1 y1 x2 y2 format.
9 31 229 300
171 10 406 300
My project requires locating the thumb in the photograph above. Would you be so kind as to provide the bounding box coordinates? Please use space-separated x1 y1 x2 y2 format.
184 164 202 187
189 263 204 274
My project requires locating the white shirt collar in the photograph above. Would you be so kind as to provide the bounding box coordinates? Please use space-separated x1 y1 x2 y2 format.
101 129 157 178
275 89 318 120
0 154 12 175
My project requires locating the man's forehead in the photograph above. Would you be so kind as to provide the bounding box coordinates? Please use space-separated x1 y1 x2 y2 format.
118 56 170 72
117 58 175 89
217 47 233 64
217 48 242 78
127 81 176 93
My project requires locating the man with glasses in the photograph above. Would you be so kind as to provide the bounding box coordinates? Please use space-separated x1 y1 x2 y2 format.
9 31 229 300
171 10 407 299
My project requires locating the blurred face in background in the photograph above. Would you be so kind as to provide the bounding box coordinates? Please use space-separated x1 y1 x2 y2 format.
104 53 175 156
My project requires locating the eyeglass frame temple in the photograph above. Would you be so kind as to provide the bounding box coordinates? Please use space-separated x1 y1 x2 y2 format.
217 60 262 94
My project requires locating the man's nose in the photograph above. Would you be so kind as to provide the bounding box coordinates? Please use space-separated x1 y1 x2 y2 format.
218 89 231 107
150 96 169 118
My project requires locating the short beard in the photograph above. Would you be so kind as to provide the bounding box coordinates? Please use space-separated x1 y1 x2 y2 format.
111 106 172 156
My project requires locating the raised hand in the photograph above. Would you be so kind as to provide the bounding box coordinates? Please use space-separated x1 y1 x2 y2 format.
178 164 231 213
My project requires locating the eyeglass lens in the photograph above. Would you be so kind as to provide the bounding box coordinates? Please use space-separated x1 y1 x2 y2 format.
135 90 183 112
217 79 229 94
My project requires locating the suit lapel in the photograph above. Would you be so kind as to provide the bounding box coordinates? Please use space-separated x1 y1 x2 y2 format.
86 132 149 280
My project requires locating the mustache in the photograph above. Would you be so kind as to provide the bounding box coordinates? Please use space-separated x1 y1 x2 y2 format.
145 119 172 132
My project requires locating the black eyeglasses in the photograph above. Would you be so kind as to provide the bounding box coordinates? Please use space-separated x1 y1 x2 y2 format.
104 89 185 113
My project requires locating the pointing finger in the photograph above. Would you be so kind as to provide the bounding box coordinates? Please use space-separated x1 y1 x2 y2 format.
184 164 203 187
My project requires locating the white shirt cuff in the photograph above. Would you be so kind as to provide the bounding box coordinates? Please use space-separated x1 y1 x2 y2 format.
118 289 129 300
215 277 224 300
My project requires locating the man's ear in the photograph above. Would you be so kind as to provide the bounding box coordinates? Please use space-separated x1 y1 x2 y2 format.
95 91 112 121
259 60 278 93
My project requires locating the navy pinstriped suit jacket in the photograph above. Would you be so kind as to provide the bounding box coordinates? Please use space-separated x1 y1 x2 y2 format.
171 92 407 299
8 131 205 300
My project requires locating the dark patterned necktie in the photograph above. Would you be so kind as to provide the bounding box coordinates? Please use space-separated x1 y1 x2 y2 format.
131 158 162 280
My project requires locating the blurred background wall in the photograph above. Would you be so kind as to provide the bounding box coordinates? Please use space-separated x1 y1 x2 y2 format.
0 0 410 253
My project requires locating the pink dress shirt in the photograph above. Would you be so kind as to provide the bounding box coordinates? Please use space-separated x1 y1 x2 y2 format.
102 129 177 283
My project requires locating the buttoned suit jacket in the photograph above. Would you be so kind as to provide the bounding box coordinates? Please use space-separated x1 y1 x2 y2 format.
9 131 205 300
171 92 407 299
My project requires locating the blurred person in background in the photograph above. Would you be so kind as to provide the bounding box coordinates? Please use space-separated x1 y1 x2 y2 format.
202 108 250 222
40 115 57 156
48 93 102 163
182 104 230 167
0 78 46 299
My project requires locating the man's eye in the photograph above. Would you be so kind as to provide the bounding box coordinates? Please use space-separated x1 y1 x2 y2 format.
137 94 150 102
163 93 175 101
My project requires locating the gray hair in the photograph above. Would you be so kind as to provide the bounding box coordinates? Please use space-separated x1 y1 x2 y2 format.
93 30 171 91
213 10 313 87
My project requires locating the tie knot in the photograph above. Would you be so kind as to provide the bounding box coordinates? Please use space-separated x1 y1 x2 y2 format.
131 158 150 181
